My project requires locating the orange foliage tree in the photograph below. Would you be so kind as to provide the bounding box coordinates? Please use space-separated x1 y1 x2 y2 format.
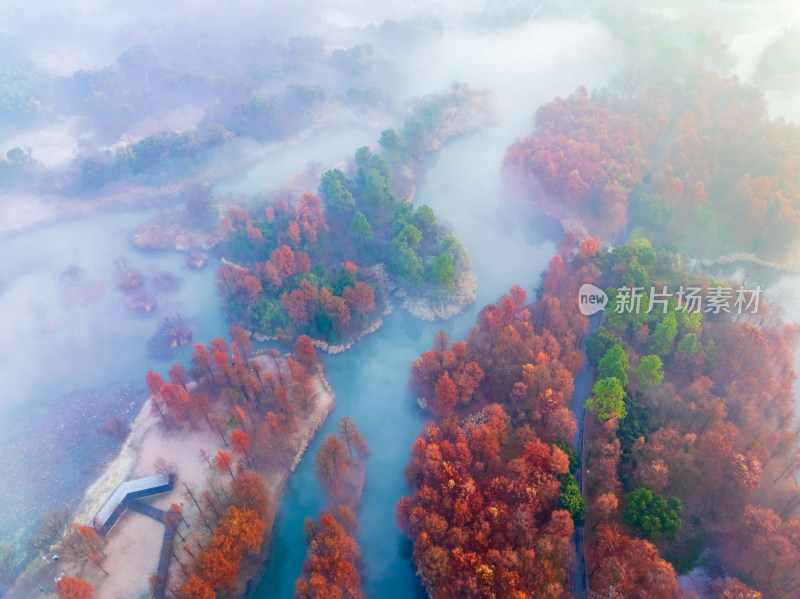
589 523 680 599
55 577 93 599
179 574 215 599
295 513 363 599
397 406 574 598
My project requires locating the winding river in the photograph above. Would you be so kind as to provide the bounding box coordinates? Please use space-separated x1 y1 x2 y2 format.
4 8 800 597
249 19 624 597
249 129 559 599
0 16 624 597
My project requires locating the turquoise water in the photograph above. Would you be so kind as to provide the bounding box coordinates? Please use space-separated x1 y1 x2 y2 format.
0 119 387 544
0 208 232 542
250 123 560 598
0 15 623 586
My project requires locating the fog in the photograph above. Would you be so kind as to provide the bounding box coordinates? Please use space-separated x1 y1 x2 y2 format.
2 0 800 597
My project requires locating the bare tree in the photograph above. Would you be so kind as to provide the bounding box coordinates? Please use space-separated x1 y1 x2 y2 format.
28 510 70 555
58 525 108 575
0 543 23 587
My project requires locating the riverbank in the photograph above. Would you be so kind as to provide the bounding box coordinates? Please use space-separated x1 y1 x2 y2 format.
698 251 800 274
0 107 390 242
401 269 478 321
7 353 334 599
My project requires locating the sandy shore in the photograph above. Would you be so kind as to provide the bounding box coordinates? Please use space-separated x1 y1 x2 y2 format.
401 269 478 322
7 356 334 599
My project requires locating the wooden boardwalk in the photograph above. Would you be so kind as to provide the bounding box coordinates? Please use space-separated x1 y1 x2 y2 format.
127 500 171 599
92 474 172 535
155 524 175 599
126 499 166 522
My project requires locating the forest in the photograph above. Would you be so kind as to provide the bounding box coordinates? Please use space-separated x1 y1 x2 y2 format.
581 239 800 598
397 242 593 599
5 3 800 599
152 331 323 598
400 229 800 598
396 61 800 599
0 35 396 192
216 87 488 345
492 66 800 597
505 71 800 268
146 331 334 599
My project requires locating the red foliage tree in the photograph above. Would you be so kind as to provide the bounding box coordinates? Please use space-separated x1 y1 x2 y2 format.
247 222 264 245
269 245 297 279
210 505 266 561
342 281 376 315
55 577 93 599
286 221 301 246
282 279 319 327
293 192 328 247
431 371 458 418
195 548 238 591
314 434 350 490
146 370 170 427
320 288 350 331
216 450 235 481
231 429 252 465
336 417 370 460
294 335 317 369
179 574 215 599
146 370 165 396
589 523 680 599
240 275 262 305
230 325 252 364
295 513 363 599
161 384 192 424
232 470 269 515
168 364 188 388
191 343 216 383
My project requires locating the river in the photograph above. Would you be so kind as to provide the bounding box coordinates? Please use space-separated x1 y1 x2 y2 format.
249 131 560 599
0 122 382 544
249 18 623 597
0 15 623 597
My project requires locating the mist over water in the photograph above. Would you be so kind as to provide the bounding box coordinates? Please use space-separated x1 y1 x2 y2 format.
0 210 231 542
0 112 392 544
251 16 623 598
3 0 800 597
